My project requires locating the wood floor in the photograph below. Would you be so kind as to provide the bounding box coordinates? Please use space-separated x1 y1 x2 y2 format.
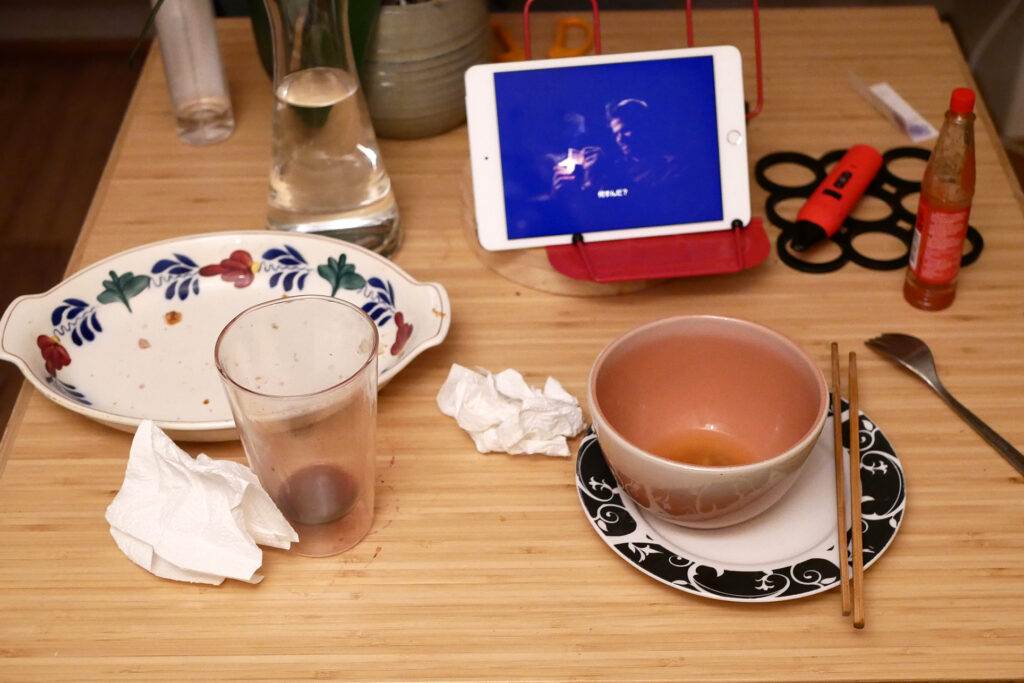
0 46 1022 437
0 46 140 436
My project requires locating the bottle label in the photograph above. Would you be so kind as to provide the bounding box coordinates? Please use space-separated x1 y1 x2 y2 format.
908 199 970 284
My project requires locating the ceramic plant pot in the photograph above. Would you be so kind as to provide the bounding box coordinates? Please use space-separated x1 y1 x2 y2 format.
362 0 490 139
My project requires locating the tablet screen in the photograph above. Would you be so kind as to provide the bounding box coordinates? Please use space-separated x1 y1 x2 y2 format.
493 56 723 241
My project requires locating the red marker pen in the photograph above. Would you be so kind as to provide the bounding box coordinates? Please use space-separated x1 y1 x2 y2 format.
791 144 884 251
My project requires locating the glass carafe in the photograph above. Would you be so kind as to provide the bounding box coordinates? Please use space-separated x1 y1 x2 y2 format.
262 0 400 257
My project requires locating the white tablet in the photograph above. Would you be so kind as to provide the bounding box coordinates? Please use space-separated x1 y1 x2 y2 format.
465 46 751 251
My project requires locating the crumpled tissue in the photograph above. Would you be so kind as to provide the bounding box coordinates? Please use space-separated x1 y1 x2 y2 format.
104 420 298 585
436 364 585 457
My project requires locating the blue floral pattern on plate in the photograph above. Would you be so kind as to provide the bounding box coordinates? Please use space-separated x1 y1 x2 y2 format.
0 232 450 441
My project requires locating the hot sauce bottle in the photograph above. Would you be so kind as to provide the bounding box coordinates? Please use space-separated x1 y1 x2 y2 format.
903 87 976 310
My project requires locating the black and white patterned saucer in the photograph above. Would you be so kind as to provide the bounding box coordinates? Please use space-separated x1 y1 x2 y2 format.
576 401 906 602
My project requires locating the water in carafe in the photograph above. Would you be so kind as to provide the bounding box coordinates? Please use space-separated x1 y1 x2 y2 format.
263 0 400 256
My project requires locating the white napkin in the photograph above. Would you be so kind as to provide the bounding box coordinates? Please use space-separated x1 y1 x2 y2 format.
436 364 585 457
105 420 298 585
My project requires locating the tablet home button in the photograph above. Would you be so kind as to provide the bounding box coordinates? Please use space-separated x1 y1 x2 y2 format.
727 130 744 145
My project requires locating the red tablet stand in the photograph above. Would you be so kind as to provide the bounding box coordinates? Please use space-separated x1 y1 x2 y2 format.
545 219 769 283
522 0 768 283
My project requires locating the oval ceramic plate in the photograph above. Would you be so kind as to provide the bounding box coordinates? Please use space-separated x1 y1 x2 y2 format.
576 400 906 602
0 231 451 441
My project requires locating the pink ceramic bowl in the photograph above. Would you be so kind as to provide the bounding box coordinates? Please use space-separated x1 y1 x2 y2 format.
588 316 828 529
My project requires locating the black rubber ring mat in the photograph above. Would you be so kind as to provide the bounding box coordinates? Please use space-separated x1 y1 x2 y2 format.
754 147 983 273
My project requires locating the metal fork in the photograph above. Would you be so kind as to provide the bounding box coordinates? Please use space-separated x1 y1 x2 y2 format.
865 333 1024 477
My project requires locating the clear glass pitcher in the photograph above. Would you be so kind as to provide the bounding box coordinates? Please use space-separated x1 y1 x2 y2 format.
262 0 400 257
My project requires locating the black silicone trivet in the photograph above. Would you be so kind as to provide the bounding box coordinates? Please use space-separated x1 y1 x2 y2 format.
754 147 983 273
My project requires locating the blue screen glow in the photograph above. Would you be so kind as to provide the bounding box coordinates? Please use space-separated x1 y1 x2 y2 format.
493 56 723 240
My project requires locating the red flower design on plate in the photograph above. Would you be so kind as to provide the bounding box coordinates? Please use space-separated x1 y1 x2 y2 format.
391 311 413 356
200 250 259 288
37 335 71 375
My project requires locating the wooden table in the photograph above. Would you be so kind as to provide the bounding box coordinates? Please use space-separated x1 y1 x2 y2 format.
3 7 1024 681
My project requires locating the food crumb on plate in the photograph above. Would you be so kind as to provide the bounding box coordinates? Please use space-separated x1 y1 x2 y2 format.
165 311 182 325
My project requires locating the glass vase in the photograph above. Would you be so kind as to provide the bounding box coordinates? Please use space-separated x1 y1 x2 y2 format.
262 0 401 257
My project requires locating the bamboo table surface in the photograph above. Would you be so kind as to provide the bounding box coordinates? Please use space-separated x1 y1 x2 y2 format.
2 7 1024 681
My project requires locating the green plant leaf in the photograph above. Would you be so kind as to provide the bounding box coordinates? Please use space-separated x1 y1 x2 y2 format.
248 0 381 126
129 0 164 69
248 0 275 79
352 0 385 79
249 0 382 81
350 0 383 78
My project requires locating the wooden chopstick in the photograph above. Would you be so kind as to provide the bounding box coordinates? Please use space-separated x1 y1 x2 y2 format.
848 351 865 629
830 343 852 617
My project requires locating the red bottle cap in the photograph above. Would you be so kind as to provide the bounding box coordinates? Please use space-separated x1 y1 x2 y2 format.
950 87 975 114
